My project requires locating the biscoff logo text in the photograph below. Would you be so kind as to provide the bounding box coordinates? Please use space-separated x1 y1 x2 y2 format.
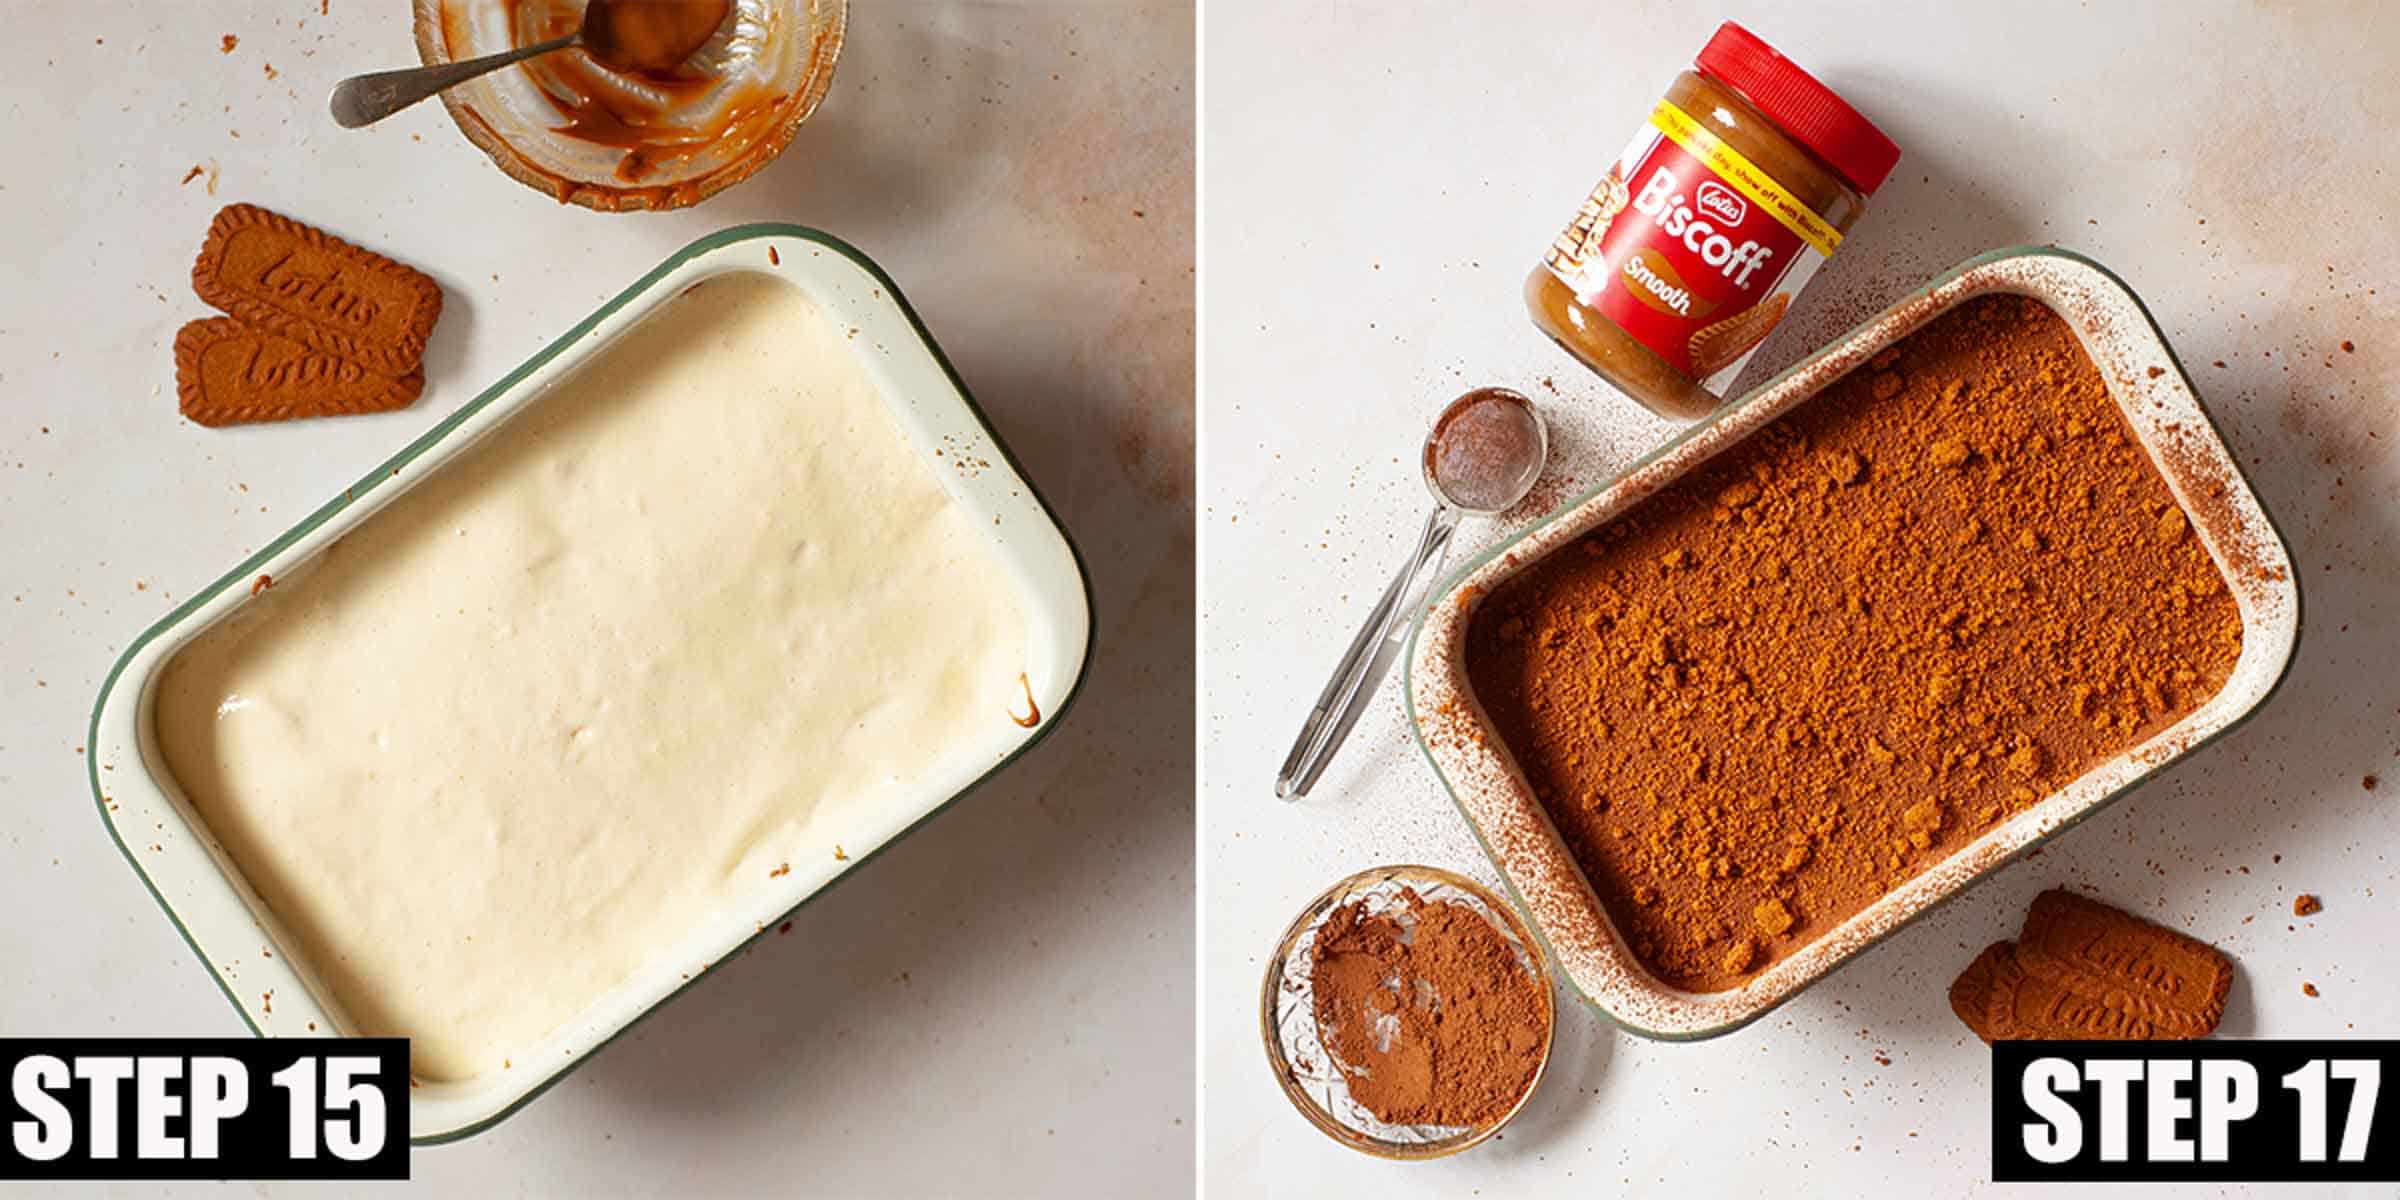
1631 166 1773 288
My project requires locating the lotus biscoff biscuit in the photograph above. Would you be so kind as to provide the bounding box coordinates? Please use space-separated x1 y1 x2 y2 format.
2014 888 2232 1037
1947 941 2011 1043
174 204 442 427
191 203 444 377
1982 950 2161 1040
174 317 425 427
1947 890 2231 1042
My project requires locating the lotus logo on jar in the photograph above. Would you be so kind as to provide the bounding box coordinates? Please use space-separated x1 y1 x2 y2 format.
1695 181 1747 228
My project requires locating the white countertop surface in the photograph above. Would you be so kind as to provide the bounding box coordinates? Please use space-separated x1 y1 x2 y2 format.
0 1 1193 1195
1202 1 2396 1195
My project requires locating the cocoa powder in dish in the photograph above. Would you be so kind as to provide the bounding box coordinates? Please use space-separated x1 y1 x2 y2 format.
1465 295 2243 991
1307 888 1546 1128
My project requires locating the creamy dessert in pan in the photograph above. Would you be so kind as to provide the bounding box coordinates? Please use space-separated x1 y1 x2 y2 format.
156 272 1030 1080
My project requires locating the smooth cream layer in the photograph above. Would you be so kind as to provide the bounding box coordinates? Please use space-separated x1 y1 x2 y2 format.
157 272 1028 1080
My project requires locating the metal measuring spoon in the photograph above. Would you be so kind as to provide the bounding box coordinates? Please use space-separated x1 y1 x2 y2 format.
1276 387 1548 800
329 0 730 129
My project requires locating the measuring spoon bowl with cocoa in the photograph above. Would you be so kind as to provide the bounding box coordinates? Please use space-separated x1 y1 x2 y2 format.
331 0 732 129
1276 387 1548 800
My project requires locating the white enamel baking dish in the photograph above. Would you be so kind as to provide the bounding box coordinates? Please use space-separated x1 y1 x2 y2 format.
1407 246 2300 1040
86 225 1094 1141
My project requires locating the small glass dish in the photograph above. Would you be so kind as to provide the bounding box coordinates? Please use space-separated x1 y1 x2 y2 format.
1259 864 1556 1160
411 0 847 212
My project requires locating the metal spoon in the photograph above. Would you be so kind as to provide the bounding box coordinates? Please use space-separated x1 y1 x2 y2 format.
328 0 730 129
1276 387 1548 800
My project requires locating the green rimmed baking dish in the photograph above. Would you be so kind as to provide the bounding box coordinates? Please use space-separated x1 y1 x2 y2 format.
88 224 1095 1141
1405 245 2299 1040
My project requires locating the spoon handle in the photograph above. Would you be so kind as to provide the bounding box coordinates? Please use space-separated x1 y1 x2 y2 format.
329 33 579 129
1276 505 1462 800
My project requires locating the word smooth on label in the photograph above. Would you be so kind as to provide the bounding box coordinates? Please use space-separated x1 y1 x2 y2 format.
1994 1040 2398 1183
2 1039 407 1181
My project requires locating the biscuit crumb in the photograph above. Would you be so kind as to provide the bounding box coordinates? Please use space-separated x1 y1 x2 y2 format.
2008 744 2043 776
1722 938 1756 974
2302 982 2319 997
220 33 238 53
2293 893 2322 917
2155 509 2188 543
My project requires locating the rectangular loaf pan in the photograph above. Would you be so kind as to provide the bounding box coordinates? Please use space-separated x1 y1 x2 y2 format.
87 225 1095 1141
1405 246 2299 1040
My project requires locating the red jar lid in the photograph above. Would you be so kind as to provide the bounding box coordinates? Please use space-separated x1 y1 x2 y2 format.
1694 21 1901 195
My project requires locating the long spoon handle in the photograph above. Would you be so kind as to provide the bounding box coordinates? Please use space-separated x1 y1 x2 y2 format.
1275 505 1462 800
329 33 579 129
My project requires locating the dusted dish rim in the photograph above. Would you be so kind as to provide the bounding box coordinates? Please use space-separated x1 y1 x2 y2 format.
1404 245 2302 1041
87 223 1096 1142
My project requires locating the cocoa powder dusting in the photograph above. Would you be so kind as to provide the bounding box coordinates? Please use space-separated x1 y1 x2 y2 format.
1308 889 1545 1128
1427 388 1544 513
1465 295 2244 991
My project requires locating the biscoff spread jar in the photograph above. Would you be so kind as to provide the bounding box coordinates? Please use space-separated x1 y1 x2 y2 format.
1526 22 1900 419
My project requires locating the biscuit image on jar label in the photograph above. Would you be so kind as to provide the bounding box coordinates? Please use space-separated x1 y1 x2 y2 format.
1687 290 1789 378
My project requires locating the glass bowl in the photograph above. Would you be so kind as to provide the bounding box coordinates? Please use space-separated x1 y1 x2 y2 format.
411 0 847 212
1259 864 1556 1160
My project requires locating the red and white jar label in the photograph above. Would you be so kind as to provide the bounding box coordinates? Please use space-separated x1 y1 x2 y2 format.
1544 100 1845 390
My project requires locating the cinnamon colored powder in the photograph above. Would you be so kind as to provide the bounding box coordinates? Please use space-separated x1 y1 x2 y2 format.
1308 889 1545 1128
1465 295 2244 991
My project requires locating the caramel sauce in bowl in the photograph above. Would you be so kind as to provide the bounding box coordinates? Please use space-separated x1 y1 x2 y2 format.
412 0 846 212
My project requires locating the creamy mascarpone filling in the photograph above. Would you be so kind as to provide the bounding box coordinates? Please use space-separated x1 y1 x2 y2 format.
156 272 1030 1079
